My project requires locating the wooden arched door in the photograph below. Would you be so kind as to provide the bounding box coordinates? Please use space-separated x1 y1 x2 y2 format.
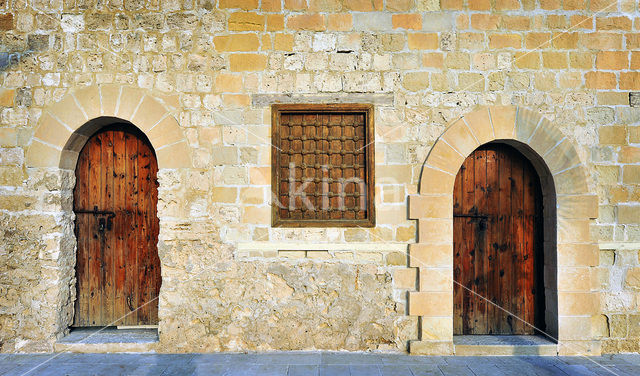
453 143 545 335
73 124 161 326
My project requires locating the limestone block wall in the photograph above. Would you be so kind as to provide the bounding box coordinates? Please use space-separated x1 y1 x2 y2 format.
597 247 640 353
0 169 76 352
0 0 639 354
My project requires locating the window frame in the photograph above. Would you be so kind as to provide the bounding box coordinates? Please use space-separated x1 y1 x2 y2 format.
271 103 376 228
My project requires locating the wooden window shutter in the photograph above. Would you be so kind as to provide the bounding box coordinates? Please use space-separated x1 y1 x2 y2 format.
271 104 375 227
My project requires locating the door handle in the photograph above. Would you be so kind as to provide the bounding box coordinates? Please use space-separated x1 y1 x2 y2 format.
453 214 489 219
76 206 115 232
127 295 134 311
76 206 116 217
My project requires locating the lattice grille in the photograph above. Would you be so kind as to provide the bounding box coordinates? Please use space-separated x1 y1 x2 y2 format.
272 104 375 227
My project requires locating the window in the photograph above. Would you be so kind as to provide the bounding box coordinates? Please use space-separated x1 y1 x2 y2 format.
271 104 375 227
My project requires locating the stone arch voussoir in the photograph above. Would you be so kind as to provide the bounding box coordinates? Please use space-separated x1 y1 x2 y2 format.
407 105 600 356
26 84 191 170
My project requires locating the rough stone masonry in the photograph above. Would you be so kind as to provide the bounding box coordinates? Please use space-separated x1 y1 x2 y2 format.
0 0 640 355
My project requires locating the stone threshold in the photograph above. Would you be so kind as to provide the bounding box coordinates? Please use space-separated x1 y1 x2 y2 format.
453 335 558 356
55 327 158 353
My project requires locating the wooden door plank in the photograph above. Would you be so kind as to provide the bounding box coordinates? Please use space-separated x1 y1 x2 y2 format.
472 149 487 334
113 130 127 325
453 159 464 335
73 146 86 327
522 160 536 335
73 140 90 327
136 137 148 324
137 138 152 324
510 150 525 334
497 148 512 334
484 148 499 334
461 152 476 334
534 164 545 333
148 149 160 324
124 131 139 326
100 130 115 325
138 141 155 324
87 134 102 326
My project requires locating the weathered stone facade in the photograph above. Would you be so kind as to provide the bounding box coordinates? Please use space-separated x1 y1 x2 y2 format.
1 0 640 355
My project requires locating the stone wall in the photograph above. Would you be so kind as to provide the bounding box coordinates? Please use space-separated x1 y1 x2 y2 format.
0 169 76 352
598 247 640 353
0 0 639 353
155 169 417 353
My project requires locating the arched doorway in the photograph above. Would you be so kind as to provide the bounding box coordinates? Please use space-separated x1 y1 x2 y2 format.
453 143 545 335
409 106 599 355
73 123 161 326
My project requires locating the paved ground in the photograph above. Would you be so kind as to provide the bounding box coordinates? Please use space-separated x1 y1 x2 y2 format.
1 352 639 376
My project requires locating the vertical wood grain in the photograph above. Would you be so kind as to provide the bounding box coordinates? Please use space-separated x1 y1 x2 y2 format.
73 125 160 327
453 143 543 335
87 134 102 325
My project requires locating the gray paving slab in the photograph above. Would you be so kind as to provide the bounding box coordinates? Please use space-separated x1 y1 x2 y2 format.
287 364 318 376
20 363 158 376
439 364 475 376
611 354 640 366
55 352 194 365
409 365 445 376
496 363 542 376
0 354 57 364
554 364 601 376
516 363 568 376
349 364 381 376
317 364 350 376
379 354 446 365
557 356 604 365
4 362 58 376
226 364 289 376
1 352 640 376
320 352 381 365
0 363 20 376
575 355 628 366
380 364 414 376
584 365 629 376
84 363 159 376
124 364 173 376
444 356 495 366
189 353 259 365
467 364 506 376
253 352 321 365
495 356 567 375
161 362 199 376
602 366 636 376
558 360 623 375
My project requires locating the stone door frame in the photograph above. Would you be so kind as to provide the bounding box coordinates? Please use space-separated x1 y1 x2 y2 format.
407 105 600 356
24 84 191 340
